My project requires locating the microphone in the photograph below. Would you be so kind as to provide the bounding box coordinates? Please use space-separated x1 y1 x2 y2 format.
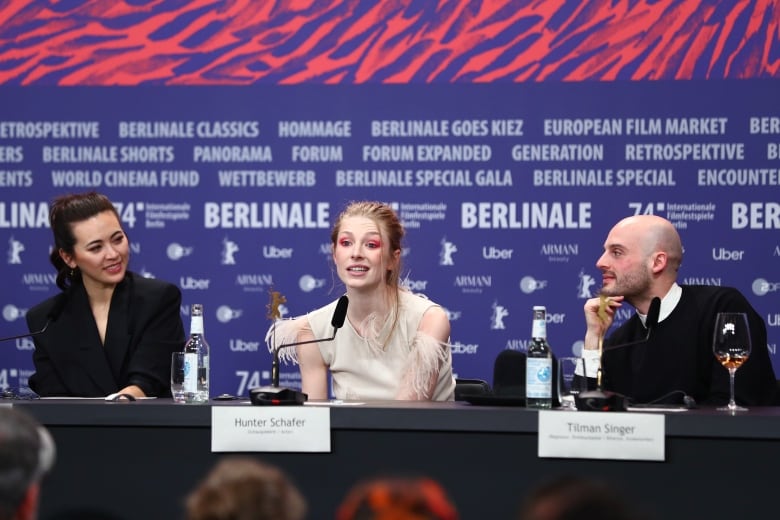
0 295 67 343
576 296 661 412
271 295 348 388
250 295 349 406
601 296 661 352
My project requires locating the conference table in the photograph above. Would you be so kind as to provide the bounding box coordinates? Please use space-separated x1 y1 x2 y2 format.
12 399 780 520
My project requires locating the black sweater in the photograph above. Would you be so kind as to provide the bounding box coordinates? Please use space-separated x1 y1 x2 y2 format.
602 285 776 406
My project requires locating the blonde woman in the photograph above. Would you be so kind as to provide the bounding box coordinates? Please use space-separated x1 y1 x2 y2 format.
269 201 455 401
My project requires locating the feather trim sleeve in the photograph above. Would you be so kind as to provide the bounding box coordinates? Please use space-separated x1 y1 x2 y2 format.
396 332 451 400
264 318 310 365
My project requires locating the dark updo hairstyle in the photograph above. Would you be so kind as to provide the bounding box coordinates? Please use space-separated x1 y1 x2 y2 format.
48 192 120 291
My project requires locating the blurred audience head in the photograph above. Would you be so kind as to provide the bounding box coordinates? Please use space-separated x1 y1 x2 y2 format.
517 475 650 520
0 407 56 520
337 476 458 520
184 457 306 520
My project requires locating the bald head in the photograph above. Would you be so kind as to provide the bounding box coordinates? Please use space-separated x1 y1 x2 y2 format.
597 215 683 306
612 215 683 271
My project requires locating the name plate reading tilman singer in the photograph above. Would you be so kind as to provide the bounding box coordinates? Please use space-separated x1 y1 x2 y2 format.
211 406 330 453
538 410 665 461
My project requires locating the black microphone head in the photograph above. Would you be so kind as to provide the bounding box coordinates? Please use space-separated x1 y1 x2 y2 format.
47 293 68 322
492 350 526 398
331 295 349 329
646 296 661 329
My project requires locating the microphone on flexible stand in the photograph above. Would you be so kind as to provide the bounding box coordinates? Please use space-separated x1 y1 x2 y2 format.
0 295 67 344
250 295 349 406
575 296 661 412
0 296 67 400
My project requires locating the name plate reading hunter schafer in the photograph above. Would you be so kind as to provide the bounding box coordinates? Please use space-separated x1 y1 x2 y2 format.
538 411 665 461
211 407 330 453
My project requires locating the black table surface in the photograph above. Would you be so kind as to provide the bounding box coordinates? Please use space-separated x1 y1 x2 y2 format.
10 399 780 520
14 397 780 436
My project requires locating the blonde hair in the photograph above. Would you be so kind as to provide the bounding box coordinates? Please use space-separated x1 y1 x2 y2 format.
331 201 406 347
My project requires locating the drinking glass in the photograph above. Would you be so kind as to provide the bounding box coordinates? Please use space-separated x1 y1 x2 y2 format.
557 357 587 410
712 312 751 412
170 352 187 403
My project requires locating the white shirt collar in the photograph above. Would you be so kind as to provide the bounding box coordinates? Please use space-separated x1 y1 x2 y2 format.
637 283 681 326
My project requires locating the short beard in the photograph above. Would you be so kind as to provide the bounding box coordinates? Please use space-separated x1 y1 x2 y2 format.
601 268 652 299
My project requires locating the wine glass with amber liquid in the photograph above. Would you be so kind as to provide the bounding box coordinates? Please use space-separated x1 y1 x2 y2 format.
712 313 751 412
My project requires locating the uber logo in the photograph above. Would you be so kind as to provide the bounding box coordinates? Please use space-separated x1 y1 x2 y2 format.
230 339 260 352
482 246 513 259
263 245 293 259
180 276 210 290
403 279 428 292
451 341 479 354
546 313 565 324
16 337 34 351
712 247 744 261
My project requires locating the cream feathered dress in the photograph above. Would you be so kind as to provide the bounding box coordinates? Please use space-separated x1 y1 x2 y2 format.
268 290 455 401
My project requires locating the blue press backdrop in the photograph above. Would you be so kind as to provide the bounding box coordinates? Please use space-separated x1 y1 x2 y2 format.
0 2 778 397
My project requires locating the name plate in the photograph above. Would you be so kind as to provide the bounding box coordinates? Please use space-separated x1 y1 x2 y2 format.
538 410 665 461
211 406 330 453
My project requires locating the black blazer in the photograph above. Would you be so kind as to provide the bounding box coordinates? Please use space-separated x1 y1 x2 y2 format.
26 272 185 397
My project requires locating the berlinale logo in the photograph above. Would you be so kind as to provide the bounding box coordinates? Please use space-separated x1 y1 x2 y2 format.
490 301 509 330
221 237 239 265
6 236 24 264
439 237 457 266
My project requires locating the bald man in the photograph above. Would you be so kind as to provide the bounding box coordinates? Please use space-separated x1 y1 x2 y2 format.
582 215 776 406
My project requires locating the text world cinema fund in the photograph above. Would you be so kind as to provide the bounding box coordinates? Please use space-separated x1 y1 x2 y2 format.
50 169 199 188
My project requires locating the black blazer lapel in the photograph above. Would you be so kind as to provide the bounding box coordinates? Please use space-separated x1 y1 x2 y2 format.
103 279 132 381
49 284 119 395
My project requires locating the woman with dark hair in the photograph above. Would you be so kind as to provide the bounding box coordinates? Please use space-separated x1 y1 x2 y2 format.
25 191 184 398
268 201 455 401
